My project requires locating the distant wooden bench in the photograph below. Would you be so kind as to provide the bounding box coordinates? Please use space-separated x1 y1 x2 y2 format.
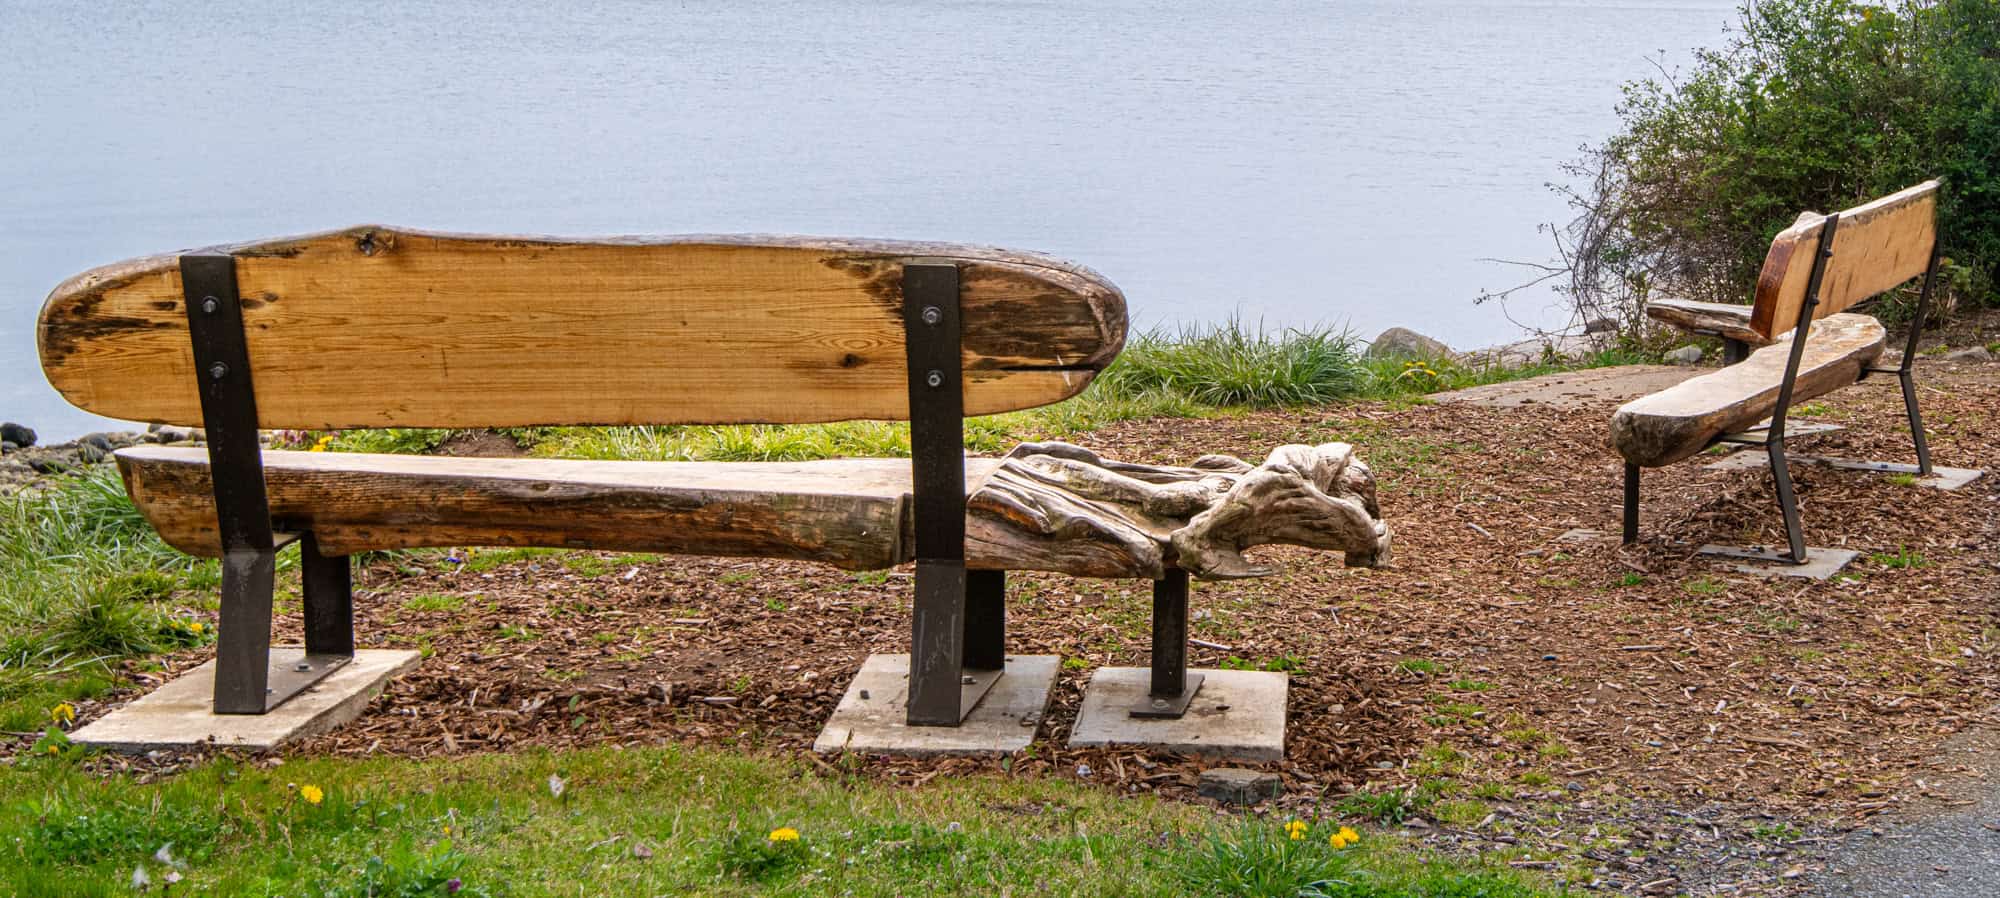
37 228 1128 727
1613 181 1949 563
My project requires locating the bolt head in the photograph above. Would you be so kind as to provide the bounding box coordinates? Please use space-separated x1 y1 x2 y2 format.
921 306 943 326
295 662 312 671
200 296 220 314
1152 698 1170 710
208 362 229 380
961 675 976 685
926 370 944 388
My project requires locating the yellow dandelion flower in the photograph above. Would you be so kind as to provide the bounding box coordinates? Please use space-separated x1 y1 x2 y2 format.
46 743 59 755
1284 820 1308 841
300 784 324 805
310 435 334 453
767 827 800 843
49 702 77 725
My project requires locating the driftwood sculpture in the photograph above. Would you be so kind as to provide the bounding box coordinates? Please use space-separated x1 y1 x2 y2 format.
967 441 1392 581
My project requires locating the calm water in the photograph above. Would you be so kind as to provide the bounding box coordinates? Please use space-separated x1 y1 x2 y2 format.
1 0 1738 440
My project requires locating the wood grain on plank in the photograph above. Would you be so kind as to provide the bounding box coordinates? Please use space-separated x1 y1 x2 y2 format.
42 228 1126 429
1610 313 1886 467
118 446 1009 570
1750 182 1938 340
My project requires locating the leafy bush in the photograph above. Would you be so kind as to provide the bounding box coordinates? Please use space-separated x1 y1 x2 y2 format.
1549 0 2000 334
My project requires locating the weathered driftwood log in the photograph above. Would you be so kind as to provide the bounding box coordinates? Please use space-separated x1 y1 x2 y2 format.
966 441 1392 581
1644 299 1771 345
118 440 1391 580
1610 312 1886 467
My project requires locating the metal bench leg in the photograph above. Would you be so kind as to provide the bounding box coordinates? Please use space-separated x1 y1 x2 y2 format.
1768 437 1808 564
214 546 278 713
902 260 998 726
907 560 971 726
184 252 347 713
963 569 1005 672
1897 368 1933 476
1622 463 1640 544
1132 568 1203 719
301 532 354 656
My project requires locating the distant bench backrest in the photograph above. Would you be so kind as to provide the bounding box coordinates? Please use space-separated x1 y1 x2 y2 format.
1748 181 1940 341
38 228 1127 430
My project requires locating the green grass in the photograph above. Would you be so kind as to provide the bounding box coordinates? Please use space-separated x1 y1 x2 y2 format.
1871 546 1929 569
0 745 1561 897
0 469 225 727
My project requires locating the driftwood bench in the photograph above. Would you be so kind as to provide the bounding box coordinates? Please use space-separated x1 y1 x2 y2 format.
39 227 1391 733
1613 181 1951 564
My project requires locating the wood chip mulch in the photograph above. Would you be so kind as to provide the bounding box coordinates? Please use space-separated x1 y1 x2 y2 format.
25 357 2000 895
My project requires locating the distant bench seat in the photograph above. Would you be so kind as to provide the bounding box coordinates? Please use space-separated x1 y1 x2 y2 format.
1609 312 1885 468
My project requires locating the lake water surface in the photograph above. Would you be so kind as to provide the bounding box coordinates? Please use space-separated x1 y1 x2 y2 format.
1 0 1740 439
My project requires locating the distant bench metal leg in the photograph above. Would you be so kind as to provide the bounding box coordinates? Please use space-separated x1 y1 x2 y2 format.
1132 568 1202 719
1622 463 1640 545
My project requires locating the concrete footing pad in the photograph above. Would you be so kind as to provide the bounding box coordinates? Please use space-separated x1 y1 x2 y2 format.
71 648 420 753
1705 450 1985 490
813 654 1057 757
1068 667 1287 762
1700 546 1861 579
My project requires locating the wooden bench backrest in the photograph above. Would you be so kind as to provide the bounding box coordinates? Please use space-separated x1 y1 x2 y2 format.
1749 181 1940 340
38 228 1126 430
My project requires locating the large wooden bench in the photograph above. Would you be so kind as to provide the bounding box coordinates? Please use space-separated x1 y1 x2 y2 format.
1613 181 1948 563
40 227 1393 733
39 228 1129 727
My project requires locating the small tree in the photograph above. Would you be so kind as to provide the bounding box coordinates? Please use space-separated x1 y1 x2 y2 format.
1537 0 2000 338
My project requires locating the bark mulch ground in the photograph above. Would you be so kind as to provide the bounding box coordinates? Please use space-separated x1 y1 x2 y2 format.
48 356 2000 895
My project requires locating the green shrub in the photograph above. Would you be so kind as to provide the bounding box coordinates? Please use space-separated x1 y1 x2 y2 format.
1555 0 2000 333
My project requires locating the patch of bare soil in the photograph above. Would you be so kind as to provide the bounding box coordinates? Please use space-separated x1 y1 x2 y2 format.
38 356 2000 895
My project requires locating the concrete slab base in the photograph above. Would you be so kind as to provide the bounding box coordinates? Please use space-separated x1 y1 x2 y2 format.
813 654 1057 757
1068 667 1286 762
1704 450 1985 490
1555 528 1615 545
71 648 420 753
1700 545 1861 579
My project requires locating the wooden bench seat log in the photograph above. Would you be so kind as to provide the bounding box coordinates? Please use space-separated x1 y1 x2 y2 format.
1614 181 1948 563
39 229 1126 726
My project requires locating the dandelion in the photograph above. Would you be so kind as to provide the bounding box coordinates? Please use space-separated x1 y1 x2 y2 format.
547 773 566 799
46 743 59 756
189 621 205 635
299 784 324 805
155 843 180 867
131 865 150 890
1285 819 1308 841
1329 825 1361 848
768 827 800 843
49 702 77 726
309 434 334 452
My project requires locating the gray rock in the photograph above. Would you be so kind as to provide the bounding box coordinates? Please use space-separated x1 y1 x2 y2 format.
1197 767 1283 805
1943 346 1994 363
1584 317 1620 335
149 425 194 444
1665 345 1704 366
1366 327 1452 360
0 422 34 448
81 433 115 453
26 456 68 475
0 441 15 454
76 443 107 464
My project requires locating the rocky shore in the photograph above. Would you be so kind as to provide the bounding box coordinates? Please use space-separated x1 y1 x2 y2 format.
0 423 203 492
